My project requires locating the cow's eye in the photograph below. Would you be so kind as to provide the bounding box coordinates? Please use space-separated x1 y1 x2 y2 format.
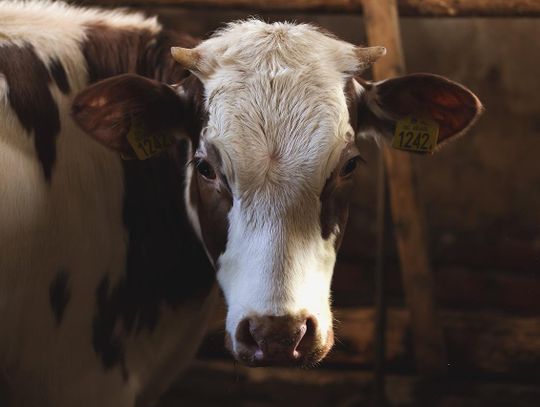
340 156 362 177
195 158 216 180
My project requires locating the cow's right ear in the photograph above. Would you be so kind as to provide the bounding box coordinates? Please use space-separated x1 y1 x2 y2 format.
354 74 482 152
72 74 188 155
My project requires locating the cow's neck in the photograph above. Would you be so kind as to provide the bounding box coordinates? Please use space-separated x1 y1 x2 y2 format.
83 24 216 387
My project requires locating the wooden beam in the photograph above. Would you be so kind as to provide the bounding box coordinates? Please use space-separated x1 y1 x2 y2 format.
85 0 540 17
165 360 540 406
333 308 540 378
331 262 540 314
362 0 447 376
372 152 388 404
338 232 540 273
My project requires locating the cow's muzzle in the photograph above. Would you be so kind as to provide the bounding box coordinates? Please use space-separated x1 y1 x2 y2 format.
229 311 333 367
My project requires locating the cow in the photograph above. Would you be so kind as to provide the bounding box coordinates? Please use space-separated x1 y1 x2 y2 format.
0 1 482 406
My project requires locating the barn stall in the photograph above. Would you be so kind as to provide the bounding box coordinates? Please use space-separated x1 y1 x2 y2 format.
83 1 539 405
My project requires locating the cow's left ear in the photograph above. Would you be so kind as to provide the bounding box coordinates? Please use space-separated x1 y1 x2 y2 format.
355 73 482 151
72 74 188 156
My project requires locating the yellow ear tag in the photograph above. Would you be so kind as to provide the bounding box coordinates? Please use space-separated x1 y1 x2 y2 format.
392 116 439 154
126 118 175 160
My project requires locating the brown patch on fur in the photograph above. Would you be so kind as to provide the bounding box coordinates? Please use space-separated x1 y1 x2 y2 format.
319 145 358 249
92 141 215 375
82 24 198 85
49 58 70 94
345 78 359 130
82 24 152 83
0 44 60 180
146 30 200 84
86 76 212 376
179 74 207 144
179 74 229 265
73 22 216 376
189 145 232 265
49 270 70 326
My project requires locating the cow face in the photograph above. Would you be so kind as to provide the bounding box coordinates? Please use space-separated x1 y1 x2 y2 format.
72 21 481 367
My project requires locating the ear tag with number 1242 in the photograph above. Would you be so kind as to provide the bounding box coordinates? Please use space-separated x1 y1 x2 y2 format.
392 116 439 154
126 117 175 160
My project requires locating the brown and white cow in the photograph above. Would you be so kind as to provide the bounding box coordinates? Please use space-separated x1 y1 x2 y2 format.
0 1 482 406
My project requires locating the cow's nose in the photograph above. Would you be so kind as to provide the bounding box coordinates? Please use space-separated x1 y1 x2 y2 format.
235 313 316 366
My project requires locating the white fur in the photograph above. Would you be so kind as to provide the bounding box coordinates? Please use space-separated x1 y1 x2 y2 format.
0 2 214 406
187 21 360 351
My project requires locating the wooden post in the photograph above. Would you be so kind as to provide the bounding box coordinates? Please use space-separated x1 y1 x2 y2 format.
362 0 448 376
372 141 388 406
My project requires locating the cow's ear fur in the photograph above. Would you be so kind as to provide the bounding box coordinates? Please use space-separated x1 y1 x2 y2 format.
72 74 186 155
355 73 482 151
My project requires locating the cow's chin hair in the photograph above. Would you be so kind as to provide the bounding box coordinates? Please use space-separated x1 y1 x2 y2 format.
224 329 335 368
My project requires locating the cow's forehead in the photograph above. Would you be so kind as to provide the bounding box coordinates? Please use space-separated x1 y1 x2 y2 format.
203 75 353 199
196 20 357 197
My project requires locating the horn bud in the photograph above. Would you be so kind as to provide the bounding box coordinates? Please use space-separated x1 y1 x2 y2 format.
171 47 200 71
354 46 387 69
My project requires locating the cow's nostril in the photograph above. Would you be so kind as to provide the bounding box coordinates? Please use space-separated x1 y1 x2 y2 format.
236 317 268 361
236 318 258 349
293 316 317 359
301 316 316 344
235 314 319 365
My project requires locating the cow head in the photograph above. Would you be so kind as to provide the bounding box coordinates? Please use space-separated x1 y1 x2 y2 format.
72 21 481 367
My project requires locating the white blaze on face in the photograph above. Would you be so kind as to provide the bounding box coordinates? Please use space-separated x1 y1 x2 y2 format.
189 20 360 355
217 196 338 353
